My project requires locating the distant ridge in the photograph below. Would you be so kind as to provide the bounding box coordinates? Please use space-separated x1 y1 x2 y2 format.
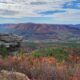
0 23 80 42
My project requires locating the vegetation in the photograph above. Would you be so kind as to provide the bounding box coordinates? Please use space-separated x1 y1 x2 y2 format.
0 45 9 58
32 48 69 62
0 42 80 80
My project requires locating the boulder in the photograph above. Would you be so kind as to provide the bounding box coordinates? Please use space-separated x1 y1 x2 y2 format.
0 70 30 80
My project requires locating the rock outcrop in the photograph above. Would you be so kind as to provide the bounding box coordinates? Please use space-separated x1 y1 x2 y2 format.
0 70 30 80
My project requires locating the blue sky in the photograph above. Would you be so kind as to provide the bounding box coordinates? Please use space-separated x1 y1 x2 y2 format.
0 0 80 24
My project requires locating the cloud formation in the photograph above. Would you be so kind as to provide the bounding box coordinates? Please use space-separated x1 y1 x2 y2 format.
0 0 80 24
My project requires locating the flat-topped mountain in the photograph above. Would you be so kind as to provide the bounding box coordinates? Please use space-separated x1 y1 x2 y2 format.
0 23 80 42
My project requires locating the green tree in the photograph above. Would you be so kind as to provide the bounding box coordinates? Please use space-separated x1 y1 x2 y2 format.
0 45 9 58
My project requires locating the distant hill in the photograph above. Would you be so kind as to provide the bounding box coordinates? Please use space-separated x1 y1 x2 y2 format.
0 23 80 42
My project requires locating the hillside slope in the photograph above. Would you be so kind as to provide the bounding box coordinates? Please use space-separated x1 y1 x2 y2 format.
0 23 80 42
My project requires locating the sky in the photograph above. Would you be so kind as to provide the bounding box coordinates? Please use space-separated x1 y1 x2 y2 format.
0 0 80 24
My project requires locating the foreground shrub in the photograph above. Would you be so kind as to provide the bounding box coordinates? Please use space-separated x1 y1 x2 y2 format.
0 45 9 58
32 48 68 62
0 53 80 80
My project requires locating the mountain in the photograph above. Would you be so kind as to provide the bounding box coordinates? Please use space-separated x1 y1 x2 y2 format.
0 23 80 42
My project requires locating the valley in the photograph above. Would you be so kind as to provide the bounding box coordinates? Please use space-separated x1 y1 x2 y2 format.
0 23 80 80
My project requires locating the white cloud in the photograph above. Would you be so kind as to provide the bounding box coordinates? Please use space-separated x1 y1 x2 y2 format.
53 9 80 18
49 9 80 24
0 0 80 19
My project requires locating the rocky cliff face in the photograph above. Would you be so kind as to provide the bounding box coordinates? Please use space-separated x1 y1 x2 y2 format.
0 34 22 52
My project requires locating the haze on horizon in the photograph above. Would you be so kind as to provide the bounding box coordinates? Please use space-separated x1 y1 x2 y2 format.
0 0 80 24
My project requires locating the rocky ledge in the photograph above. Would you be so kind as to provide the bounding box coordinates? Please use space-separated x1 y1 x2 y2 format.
0 70 30 80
